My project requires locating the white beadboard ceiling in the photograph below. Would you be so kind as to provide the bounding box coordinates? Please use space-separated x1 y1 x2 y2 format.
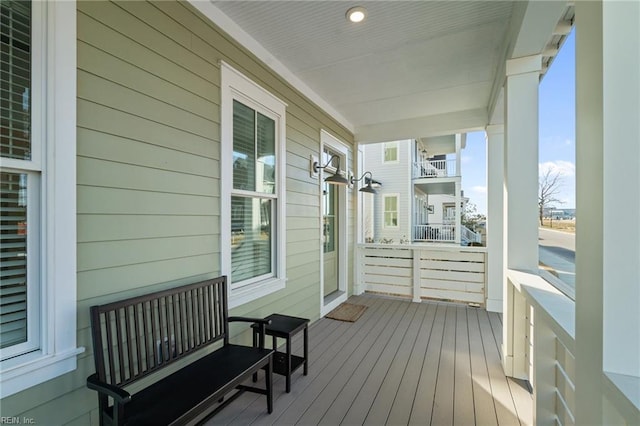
211 1 568 142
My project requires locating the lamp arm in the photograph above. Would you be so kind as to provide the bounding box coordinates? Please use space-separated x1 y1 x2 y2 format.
313 154 341 173
351 171 372 184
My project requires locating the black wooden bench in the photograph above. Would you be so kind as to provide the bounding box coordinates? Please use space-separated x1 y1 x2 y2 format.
86 276 273 425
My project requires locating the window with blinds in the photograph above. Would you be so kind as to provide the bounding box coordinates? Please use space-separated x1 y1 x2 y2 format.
1 0 32 160
230 100 277 286
384 195 399 228
1 0 39 357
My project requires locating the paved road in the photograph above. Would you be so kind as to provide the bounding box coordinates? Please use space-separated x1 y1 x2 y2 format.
538 227 575 262
538 227 575 290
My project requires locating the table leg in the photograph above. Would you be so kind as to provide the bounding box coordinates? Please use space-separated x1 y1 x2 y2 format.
303 325 308 376
286 336 292 393
252 329 258 382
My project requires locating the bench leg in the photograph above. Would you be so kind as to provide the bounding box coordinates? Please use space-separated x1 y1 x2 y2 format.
266 358 273 414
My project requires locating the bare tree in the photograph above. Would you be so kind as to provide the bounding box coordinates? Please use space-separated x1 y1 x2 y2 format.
539 168 564 225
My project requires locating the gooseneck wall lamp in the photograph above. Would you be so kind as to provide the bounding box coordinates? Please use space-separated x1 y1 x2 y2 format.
310 154 379 194
310 154 350 185
351 171 378 194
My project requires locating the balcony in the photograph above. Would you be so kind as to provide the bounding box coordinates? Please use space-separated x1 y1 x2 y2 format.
206 294 532 426
413 224 482 245
413 159 458 179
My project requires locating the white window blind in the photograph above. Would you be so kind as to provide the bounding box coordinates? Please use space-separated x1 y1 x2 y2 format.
1 0 32 160
0 173 28 349
1 0 35 354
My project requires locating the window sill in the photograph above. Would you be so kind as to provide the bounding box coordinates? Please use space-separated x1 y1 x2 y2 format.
0 346 85 398
229 277 286 309
604 371 640 419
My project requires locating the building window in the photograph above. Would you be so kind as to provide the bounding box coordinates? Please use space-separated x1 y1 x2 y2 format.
383 195 399 228
383 142 399 163
0 0 80 398
221 62 287 308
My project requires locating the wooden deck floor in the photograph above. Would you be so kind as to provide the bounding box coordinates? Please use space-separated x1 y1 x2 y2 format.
205 294 532 426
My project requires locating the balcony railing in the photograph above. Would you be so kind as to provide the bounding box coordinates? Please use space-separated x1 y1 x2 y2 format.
412 159 457 178
413 223 455 242
461 225 482 244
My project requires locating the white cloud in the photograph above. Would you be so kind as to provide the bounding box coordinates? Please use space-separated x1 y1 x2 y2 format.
461 155 472 164
564 139 573 146
471 185 487 194
539 160 575 177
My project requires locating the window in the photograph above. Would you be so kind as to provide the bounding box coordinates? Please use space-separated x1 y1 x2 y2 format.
383 142 398 162
0 0 79 398
221 62 287 308
383 195 399 228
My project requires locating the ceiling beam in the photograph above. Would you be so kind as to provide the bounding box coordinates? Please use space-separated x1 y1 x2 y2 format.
354 108 487 144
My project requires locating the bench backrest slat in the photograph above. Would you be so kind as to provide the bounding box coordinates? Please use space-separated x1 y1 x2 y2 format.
90 277 229 387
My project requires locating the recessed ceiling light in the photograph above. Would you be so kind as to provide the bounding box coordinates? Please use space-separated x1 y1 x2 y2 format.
346 6 367 23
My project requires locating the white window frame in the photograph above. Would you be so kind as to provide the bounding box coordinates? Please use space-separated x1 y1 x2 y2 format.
220 62 287 309
383 141 399 163
383 194 400 229
0 0 82 398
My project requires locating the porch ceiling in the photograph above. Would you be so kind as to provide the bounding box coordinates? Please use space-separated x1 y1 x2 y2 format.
209 1 570 142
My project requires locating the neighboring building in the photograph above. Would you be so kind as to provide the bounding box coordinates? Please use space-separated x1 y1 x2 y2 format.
362 136 481 245
543 207 576 219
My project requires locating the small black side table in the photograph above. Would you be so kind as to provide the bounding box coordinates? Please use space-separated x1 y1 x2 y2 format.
252 314 309 393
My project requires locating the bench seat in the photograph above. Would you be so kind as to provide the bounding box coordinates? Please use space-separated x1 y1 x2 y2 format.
104 345 272 425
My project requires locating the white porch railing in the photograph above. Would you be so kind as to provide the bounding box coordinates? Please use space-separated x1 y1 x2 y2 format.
412 159 457 178
507 270 576 425
413 223 455 242
356 244 486 305
461 225 482 244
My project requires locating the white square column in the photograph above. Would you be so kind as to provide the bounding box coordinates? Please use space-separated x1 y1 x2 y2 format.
505 55 541 272
503 55 541 378
575 1 640 423
485 124 505 313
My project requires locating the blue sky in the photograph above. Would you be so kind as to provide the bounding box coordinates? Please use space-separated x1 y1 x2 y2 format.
463 30 576 215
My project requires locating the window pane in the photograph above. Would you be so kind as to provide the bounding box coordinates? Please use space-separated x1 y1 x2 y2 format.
385 196 397 211
384 143 397 162
323 182 336 253
256 112 275 194
233 100 255 191
231 196 272 283
0 172 28 348
1 0 32 160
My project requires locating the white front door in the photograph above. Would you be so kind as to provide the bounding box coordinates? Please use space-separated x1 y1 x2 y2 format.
320 132 348 315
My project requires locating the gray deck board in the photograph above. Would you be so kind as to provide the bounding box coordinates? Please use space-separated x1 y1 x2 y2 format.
203 294 532 426
453 306 475 426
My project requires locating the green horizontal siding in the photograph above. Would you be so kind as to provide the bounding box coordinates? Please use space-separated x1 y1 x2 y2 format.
1 0 353 423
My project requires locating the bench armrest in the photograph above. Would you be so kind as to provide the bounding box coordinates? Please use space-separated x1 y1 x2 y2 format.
228 316 271 325
87 373 132 404
228 317 271 349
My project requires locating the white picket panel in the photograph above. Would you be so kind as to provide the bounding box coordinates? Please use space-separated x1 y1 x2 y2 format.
359 244 487 306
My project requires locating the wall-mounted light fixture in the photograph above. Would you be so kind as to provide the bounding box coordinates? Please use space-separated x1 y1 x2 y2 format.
351 171 378 194
310 154 350 185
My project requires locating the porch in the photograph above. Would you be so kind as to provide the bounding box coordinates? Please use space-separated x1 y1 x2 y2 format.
207 294 532 426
